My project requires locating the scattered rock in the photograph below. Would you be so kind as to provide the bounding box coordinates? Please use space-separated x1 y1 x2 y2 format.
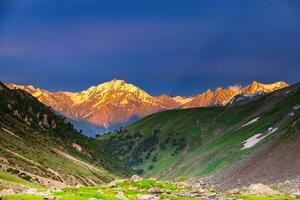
175 191 200 198
48 187 62 193
72 143 82 152
25 188 38 194
42 114 50 127
200 193 217 199
136 194 159 200
247 183 280 195
0 157 9 164
116 190 128 200
107 179 125 188
51 120 57 129
191 182 209 194
0 189 15 196
131 175 143 182
291 192 300 198
227 189 240 195
175 181 190 189
24 115 31 125
148 188 163 194
13 110 21 118
128 186 138 191
43 196 59 200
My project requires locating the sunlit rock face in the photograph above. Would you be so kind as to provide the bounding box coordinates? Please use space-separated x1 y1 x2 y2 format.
7 80 288 135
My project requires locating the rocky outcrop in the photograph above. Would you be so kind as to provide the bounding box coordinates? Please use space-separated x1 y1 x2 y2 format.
247 183 280 195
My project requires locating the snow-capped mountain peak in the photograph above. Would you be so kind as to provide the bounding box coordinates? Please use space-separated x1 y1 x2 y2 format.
7 80 289 135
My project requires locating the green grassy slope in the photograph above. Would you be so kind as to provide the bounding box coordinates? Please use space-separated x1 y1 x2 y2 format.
98 83 300 179
0 82 130 188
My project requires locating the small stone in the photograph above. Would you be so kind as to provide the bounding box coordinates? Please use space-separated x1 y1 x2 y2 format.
175 181 190 189
148 188 163 194
131 175 143 182
44 196 60 200
107 179 125 188
136 194 159 200
116 191 128 200
128 186 138 191
228 189 240 195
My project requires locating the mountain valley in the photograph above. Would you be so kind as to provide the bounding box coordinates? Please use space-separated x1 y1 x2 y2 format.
0 80 299 200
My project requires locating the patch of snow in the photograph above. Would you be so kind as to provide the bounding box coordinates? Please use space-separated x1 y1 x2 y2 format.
241 117 260 127
172 96 193 104
62 91 76 97
241 127 278 150
27 85 35 90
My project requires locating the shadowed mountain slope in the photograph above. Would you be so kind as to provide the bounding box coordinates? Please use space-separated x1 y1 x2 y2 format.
0 82 130 188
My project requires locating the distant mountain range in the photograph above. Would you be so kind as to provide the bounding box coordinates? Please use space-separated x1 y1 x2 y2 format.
7 80 288 136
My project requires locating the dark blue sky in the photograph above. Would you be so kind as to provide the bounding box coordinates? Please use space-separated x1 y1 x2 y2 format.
0 0 299 96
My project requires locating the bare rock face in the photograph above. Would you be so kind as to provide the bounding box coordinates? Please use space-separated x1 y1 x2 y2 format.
51 120 57 129
72 143 82 152
247 183 280 195
13 110 21 118
24 115 31 125
43 114 50 127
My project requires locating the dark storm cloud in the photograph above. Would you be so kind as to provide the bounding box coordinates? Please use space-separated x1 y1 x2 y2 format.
0 0 299 95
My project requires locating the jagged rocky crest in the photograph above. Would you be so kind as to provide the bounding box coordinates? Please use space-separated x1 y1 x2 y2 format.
7 80 288 135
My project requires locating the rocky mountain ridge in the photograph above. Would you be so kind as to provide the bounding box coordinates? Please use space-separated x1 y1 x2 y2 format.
7 80 289 135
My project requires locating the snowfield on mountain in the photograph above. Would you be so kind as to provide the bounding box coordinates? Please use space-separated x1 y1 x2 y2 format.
8 80 289 136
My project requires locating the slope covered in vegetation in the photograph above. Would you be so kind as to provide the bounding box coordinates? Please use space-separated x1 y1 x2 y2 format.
0 82 130 188
98 83 300 180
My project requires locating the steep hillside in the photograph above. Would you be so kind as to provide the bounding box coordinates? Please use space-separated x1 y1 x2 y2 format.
7 80 288 136
217 119 300 189
0 82 130 189
98 82 299 181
